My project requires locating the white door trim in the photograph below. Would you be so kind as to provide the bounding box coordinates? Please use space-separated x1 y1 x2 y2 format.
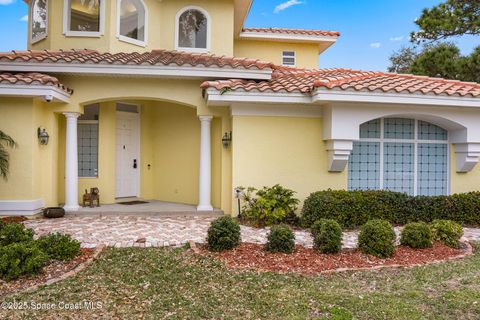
115 106 141 198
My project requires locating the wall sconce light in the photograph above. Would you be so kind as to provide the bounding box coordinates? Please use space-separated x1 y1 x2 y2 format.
222 131 232 148
37 127 49 145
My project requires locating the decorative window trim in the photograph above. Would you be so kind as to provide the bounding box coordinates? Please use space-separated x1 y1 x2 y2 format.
30 0 49 44
174 6 211 53
116 0 148 48
63 0 106 37
282 51 296 67
348 118 450 196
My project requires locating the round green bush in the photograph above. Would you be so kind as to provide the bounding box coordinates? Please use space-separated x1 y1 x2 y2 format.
265 224 295 253
358 219 396 258
36 233 81 261
430 220 463 248
400 222 433 249
0 223 34 246
311 219 342 254
207 217 241 252
0 242 49 280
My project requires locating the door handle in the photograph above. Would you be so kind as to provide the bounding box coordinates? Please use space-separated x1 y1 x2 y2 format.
133 159 137 169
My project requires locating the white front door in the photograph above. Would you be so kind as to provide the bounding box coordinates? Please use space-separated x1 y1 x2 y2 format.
116 111 140 198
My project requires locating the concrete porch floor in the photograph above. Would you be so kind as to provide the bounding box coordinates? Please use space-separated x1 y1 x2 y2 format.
70 200 224 218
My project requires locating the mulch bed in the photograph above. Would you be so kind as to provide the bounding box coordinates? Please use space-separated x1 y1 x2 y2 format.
1 216 28 224
200 242 469 275
0 248 95 297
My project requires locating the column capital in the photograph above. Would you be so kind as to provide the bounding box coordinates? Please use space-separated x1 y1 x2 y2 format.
63 112 81 119
199 115 213 122
454 143 480 173
325 139 354 172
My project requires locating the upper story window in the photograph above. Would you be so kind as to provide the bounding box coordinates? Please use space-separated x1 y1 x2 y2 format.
31 0 48 44
117 0 147 46
282 51 296 66
176 6 210 52
63 0 105 37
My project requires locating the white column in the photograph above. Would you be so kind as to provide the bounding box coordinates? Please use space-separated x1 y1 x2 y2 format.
197 116 213 211
63 112 81 212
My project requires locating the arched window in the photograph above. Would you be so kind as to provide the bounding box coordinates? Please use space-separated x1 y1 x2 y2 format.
31 0 48 43
176 6 210 51
117 0 147 46
63 0 105 36
348 118 448 196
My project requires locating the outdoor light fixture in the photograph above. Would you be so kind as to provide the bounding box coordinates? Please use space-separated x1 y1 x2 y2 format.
37 127 50 145
222 131 232 148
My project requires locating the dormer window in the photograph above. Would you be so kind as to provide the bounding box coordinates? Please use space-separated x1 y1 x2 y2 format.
63 0 105 37
117 0 147 46
176 6 210 52
31 0 48 44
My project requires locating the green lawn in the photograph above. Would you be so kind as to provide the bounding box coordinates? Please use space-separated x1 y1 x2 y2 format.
1 243 480 320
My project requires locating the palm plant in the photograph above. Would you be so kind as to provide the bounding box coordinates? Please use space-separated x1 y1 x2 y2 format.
0 131 17 181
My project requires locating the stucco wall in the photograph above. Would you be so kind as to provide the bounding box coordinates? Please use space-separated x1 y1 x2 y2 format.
234 39 320 69
231 115 347 213
29 0 235 56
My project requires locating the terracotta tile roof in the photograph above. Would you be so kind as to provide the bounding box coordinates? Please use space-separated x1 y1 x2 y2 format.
0 72 73 94
0 49 273 70
202 67 480 98
242 27 341 37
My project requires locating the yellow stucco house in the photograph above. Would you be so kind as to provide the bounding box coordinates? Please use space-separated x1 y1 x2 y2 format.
0 0 479 216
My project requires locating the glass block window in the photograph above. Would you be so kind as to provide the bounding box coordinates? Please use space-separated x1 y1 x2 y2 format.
418 121 448 141
418 143 448 196
348 118 448 196
78 104 99 178
359 119 381 139
384 118 414 139
348 142 380 190
383 143 414 194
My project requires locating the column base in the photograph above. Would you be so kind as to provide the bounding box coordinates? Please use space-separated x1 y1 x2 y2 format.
63 205 80 212
197 205 213 211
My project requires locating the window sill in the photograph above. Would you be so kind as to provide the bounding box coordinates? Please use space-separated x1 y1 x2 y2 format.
118 36 147 48
64 31 103 38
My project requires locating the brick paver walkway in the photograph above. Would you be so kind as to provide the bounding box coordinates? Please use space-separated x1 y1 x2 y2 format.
23 216 480 249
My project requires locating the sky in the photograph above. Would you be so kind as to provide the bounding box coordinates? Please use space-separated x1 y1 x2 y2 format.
0 0 478 71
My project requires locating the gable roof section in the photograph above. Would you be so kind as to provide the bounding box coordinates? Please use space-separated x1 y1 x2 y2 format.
0 49 273 80
202 67 480 98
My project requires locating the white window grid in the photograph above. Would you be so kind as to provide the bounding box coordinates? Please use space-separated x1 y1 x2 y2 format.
282 51 296 66
78 120 99 178
349 118 449 196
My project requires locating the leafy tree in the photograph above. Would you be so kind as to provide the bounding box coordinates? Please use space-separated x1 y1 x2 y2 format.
387 46 419 73
0 131 17 180
388 43 480 81
411 0 480 43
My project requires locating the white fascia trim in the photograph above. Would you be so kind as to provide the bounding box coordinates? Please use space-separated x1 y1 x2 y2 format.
314 89 480 108
206 88 312 106
231 103 322 118
0 199 44 216
0 84 71 103
239 31 338 44
0 62 273 80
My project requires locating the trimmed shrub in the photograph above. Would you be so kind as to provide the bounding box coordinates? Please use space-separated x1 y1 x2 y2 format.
207 217 241 252
358 219 396 258
400 222 433 249
0 223 34 246
430 220 463 248
0 242 49 280
301 190 480 228
36 233 81 261
311 219 342 254
265 224 295 253
238 185 300 227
